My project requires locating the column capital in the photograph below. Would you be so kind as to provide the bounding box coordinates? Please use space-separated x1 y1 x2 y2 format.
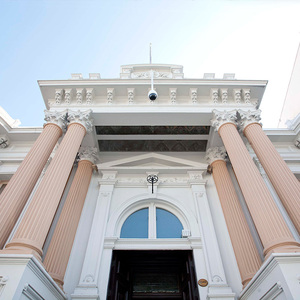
67 109 93 133
211 110 237 132
206 147 228 165
44 110 67 130
238 109 262 131
78 146 99 164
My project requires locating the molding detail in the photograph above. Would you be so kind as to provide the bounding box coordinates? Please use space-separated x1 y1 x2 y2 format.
86 88 94 105
211 110 237 132
22 283 44 300
238 109 262 131
83 274 95 283
190 88 198 104
0 275 8 297
0 135 9 148
206 147 228 164
294 134 300 149
221 88 228 104
44 110 68 130
127 88 134 104
169 88 177 104
78 146 98 164
67 109 93 132
212 275 223 283
233 89 241 104
107 88 114 104
211 88 219 104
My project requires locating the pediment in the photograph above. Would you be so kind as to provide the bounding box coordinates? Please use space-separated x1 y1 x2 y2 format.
97 153 207 171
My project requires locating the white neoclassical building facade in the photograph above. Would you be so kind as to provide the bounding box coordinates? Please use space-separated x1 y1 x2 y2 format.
0 63 299 300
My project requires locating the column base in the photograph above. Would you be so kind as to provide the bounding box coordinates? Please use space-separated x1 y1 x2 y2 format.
0 254 66 300
240 253 300 300
263 239 300 258
71 285 99 300
207 284 236 300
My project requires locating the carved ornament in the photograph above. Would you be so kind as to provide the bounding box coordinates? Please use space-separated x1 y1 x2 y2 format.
211 88 219 104
127 88 134 104
169 88 177 104
64 89 72 105
206 147 228 164
211 110 237 131
55 89 63 104
233 89 241 104
107 88 114 104
0 135 9 148
238 109 262 131
243 89 251 104
44 110 68 130
76 88 84 104
78 146 98 164
221 88 228 104
86 88 94 105
190 88 198 104
67 109 93 132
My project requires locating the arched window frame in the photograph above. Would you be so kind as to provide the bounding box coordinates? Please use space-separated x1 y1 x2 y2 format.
117 200 189 239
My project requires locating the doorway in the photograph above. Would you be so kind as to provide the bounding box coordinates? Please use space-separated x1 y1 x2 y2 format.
107 250 200 300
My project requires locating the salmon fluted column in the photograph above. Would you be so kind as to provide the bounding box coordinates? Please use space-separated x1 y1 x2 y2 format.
3 110 93 261
206 147 261 287
239 109 300 234
211 110 300 258
0 110 66 249
44 147 97 289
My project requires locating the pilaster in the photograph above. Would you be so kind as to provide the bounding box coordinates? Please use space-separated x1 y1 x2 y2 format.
189 171 235 299
72 171 117 300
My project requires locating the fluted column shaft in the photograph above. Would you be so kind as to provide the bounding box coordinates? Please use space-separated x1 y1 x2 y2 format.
44 159 93 289
4 123 86 260
211 159 261 287
244 123 300 234
0 123 62 249
218 123 300 257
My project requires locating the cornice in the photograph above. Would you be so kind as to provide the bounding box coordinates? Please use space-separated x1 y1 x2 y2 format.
38 78 268 86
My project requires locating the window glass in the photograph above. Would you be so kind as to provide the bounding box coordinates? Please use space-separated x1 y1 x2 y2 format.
156 208 183 238
120 208 148 238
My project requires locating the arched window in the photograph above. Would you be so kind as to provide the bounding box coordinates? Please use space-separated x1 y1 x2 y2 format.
120 206 183 238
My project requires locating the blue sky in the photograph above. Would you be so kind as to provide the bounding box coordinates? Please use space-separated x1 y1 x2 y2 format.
1 0 300 127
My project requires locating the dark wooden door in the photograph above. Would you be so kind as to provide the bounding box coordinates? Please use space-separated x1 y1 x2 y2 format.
107 250 200 300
